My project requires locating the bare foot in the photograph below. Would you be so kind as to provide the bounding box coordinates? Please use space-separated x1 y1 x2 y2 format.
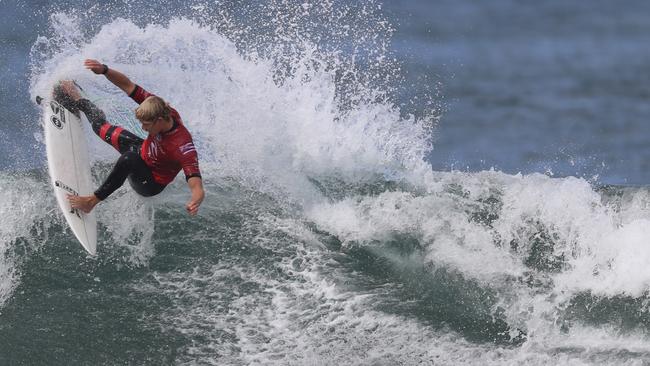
58 80 82 101
67 194 100 213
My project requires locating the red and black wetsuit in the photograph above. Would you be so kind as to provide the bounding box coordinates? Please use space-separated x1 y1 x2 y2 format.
74 85 201 200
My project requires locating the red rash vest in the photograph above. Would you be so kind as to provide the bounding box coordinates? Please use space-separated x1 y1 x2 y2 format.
129 85 202 185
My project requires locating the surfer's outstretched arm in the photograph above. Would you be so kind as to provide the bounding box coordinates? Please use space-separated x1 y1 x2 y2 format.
84 59 137 95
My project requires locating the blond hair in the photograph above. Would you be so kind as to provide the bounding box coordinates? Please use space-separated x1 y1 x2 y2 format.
135 96 171 121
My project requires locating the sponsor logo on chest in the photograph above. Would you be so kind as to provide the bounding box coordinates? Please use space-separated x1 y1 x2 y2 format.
147 135 168 161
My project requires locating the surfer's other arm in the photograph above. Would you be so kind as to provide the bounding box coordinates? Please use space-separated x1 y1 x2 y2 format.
179 143 204 215
84 59 136 95
186 176 205 216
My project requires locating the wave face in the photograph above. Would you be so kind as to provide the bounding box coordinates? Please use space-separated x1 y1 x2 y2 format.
1 1 650 365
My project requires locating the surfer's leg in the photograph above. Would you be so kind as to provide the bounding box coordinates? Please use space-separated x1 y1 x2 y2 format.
55 81 142 153
94 151 166 200
75 99 143 154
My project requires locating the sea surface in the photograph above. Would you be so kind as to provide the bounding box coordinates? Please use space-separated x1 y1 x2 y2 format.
2 0 650 365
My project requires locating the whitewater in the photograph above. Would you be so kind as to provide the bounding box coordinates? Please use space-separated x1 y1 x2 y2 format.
2 1 650 365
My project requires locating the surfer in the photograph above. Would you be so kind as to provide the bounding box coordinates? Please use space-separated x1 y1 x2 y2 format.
56 59 204 215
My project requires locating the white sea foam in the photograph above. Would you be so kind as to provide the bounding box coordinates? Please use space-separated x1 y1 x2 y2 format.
95 186 157 264
140 210 650 366
27 8 650 365
308 170 650 361
0 174 55 307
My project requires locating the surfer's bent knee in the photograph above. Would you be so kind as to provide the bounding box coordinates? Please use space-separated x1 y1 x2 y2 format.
116 150 140 168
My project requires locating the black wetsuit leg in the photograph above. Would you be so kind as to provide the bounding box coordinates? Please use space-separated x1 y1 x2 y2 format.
73 98 166 200
93 151 166 200
76 99 142 153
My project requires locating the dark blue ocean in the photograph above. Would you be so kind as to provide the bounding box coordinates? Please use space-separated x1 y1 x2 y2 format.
2 1 650 365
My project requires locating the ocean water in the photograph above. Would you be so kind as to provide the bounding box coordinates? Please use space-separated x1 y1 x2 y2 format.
2 0 650 365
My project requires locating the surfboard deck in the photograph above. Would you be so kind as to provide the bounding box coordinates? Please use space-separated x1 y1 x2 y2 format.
37 91 97 255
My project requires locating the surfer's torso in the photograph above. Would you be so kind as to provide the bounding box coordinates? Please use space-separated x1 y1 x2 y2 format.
130 86 201 185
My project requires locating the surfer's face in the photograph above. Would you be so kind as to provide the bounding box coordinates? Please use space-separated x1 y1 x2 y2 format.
140 117 162 136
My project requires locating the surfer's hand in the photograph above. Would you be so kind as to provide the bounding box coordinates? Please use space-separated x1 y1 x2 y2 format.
186 197 203 216
67 194 100 214
186 188 205 216
84 59 107 74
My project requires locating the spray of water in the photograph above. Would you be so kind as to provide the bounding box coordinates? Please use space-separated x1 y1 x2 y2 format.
0 174 56 306
17 1 650 364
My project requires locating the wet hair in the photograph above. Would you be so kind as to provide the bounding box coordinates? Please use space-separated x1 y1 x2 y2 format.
135 96 171 122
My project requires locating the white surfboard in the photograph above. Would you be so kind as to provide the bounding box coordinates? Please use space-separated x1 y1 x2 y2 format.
37 93 97 255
